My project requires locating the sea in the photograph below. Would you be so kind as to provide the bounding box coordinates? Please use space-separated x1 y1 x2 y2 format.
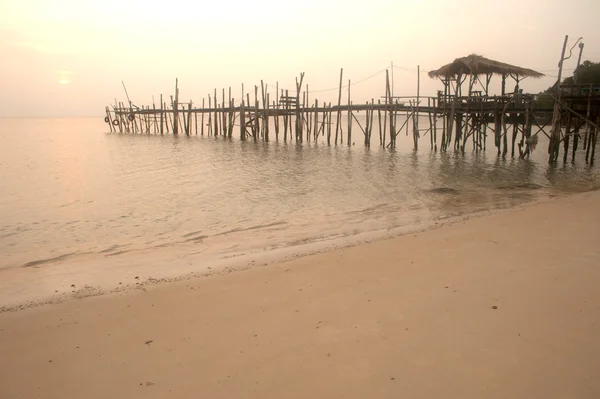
0 117 598 307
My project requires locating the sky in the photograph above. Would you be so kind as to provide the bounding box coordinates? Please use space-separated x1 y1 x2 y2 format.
1 0 599 117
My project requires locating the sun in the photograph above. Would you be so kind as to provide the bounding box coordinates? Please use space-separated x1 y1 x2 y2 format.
57 70 72 85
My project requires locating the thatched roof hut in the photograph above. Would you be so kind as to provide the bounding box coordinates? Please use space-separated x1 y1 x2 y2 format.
428 54 544 79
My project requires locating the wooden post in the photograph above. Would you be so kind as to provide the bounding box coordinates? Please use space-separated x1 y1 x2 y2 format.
217 99 222 137
549 35 569 163
295 73 305 143
261 80 269 141
254 85 259 141
274 100 279 141
366 101 373 147
415 65 420 151
456 113 464 153
240 100 246 141
159 94 164 135
433 98 438 151
201 98 205 136
563 112 572 163
385 70 393 147
591 117 598 165
377 100 382 146
502 114 509 157
573 125 582 162
275 82 279 141
265 93 270 141
229 87 234 138
327 103 332 145
222 88 226 136
428 98 433 150
585 124 594 163
364 101 370 147
283 89 288 141
162 106 167 134
441 80 447 151
314 99 319 142
347 79 352 146
583 84 593 151
511 120 518 158
186 101 191 136
306 84 311 141
494 112 502 155
335 68 343 145
207 95 212 135
214 88 218 136
105 107 114 132
173 79 179 135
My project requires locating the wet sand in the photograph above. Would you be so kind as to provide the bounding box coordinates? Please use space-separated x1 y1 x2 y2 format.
1 191 599 398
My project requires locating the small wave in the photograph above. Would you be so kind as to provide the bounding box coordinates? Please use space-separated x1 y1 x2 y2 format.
182 230 203 238
105 250 131 257
0 232 17 239
215 221 287 237
184 235 208 243
59 199 80 208
348 203 388 215
496 182 543 190
23 252 79 268
428 187 459 195
98 244 130 254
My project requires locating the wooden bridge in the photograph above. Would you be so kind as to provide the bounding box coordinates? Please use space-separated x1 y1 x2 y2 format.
104 54 599 165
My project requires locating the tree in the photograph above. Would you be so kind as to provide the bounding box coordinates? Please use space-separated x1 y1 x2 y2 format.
567 60 600 84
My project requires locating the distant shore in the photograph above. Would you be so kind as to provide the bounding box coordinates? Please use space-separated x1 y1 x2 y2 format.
1 190 599 398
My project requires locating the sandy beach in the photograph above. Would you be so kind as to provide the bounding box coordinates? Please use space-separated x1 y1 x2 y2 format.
1 190 599 398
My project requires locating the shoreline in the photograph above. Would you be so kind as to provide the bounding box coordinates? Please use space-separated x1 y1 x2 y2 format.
0 189 573 313
1 189 598 398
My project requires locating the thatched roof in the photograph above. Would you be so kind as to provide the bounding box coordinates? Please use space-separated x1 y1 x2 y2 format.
428 54 544 79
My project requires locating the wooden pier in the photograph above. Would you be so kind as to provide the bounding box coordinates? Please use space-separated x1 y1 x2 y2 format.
104 54 600 165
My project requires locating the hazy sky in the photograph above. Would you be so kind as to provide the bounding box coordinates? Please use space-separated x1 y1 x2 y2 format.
1 0 599 117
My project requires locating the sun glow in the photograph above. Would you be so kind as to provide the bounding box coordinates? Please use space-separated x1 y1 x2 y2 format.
59 78 70 84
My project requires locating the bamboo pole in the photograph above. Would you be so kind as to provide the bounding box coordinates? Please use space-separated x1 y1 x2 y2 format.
549 35 569 163
295 73 305 142
590 117 598 165
254 85 259 141
563 112 572 163
159 95 164 135
221 88 226 136
173 79 179 135
415 65 420 151
283 89 288 141
214 88 218 136
327 103 332 145
378 100 382 146
347 79 352 146
186 102 191 136
201 98 205 136
207 95 212 135
306 84 311 141
240 100 246 141
105 107 114 133
335 68 343 145
313 99 319 142
265 93 270 141
274 100 279 140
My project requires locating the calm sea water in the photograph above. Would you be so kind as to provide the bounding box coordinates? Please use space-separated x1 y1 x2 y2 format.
0 117 598 272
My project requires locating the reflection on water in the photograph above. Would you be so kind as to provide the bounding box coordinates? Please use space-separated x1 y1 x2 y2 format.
0 117 598 269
